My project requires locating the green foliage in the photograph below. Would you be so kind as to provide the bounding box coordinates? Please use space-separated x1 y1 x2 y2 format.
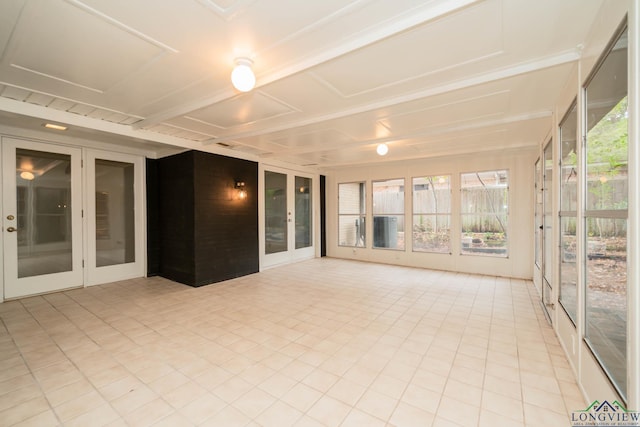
587 96 628 173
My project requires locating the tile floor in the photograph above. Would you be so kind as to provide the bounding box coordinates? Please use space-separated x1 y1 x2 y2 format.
0 258 585 426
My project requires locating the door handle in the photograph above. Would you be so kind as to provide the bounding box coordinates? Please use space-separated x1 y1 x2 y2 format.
6 227 17 232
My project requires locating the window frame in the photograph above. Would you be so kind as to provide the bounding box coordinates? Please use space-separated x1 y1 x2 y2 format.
337 181 367 248
372 178 405 251
411 175 452 254
459 169 509 258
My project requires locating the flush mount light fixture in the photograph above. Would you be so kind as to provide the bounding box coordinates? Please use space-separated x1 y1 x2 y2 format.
20 171 35 180
376 143 389 156
231 57 256 92
43 123 68 131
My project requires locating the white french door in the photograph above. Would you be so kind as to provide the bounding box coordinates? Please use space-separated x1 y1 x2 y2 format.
85 150 144 286
261 166 315 268
541 139 555 321
2 138 83 299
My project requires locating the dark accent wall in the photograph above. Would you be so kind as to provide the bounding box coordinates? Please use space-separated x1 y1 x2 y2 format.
192 151 259 286
320 175 326 257
153 150 259 287
146 158 160 276
158 151 196 285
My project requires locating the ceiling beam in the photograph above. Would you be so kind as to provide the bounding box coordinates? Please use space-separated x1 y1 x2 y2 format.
203 49 578 145
0 96 257 161
132 0 481 130
258 110 552 158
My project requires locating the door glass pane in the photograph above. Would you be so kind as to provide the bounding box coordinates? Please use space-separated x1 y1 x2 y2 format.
543 143 553 298
559 103 578 323
584 27 628 398
265 171 287 254
535 159 542 268
295 176 312 249
95 159 135 267
16 149 72 278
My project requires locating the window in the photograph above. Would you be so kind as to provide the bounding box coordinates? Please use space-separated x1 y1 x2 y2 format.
338 182 366 247
372 179 404 250
460 170 508 257
584 26 628 399
412 175 451 253
559 101 578 324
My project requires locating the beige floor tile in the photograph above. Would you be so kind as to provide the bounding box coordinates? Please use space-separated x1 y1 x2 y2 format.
292 415 326 427
0 397 51 426
179 392 226 424
307 395 352 426
11 409 60 427
53 389 107 421
111 384 157 416
151 411 194 427
123 398 174 427
522 385 567 415
200 404 251 427
64 403 120 427
341 408 387 427
231 386 277 418
213 376 254 403
45 379 96 407
369 373 408 400
98 375 144 402
326 377 367 406
148 369 190 395
0 260 584 427
436 395 480 426
481 390 524 423
389 401 436 427
0 383 43 412
479 409 526 427
254 400 303 427
301 368 340 393
401 383 442 414
523 402 571 427
258 372 297 398
356 389 398 421
280 382 322 412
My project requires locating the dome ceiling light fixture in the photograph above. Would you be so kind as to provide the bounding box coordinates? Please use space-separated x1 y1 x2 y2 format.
376 143 389 156
231 57 256 92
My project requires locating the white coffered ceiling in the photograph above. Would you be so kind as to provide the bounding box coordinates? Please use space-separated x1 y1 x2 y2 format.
0 0 604 168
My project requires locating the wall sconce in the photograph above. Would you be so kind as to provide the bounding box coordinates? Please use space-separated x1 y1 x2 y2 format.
235 181 247 200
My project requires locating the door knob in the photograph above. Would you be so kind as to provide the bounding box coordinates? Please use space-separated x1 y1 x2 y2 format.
6 227 17 232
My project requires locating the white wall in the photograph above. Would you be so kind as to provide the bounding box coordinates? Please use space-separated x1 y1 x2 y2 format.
326 147 538 279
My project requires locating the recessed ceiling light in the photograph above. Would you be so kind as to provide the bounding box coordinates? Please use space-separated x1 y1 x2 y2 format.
376 143 389 156
43 123 68 131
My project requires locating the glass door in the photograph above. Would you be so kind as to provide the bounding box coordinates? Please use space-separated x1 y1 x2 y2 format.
262 167 314 268
534 157 543 295
2 138 83 299
542 140 555 321
85 150 144 285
